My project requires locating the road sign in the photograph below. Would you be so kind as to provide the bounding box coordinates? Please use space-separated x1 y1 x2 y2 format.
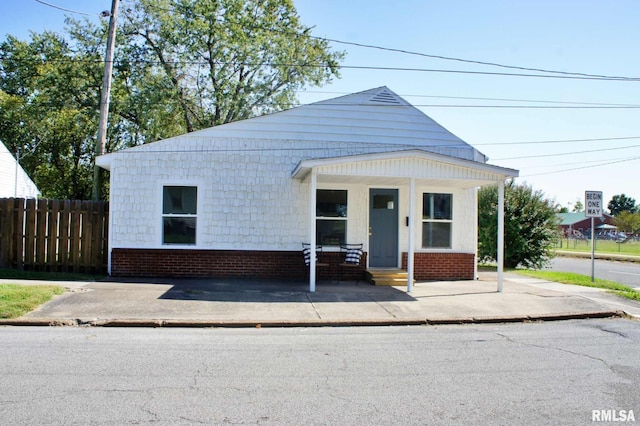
585 191 603 218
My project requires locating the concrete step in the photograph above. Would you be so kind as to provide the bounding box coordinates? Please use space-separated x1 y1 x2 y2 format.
366 269 415 286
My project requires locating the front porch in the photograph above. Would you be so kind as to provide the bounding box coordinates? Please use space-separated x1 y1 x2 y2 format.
292 149 518 292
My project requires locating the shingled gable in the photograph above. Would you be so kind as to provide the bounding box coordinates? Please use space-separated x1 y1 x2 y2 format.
97 86 487 169
97 86 518 291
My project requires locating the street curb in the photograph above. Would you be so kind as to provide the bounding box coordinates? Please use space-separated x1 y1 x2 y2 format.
554 251 640 263
0 310 627 328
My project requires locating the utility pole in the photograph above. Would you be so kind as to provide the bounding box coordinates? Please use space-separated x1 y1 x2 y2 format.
92 0 120 200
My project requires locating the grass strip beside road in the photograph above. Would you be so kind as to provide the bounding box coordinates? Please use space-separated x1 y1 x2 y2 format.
555 239 640 256
515 269 640 301
0 284 65 319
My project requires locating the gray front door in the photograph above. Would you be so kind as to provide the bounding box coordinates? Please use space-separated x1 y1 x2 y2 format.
369 189 399 267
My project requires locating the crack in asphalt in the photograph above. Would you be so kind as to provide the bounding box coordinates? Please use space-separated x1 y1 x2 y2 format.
589 324 630 339
494 331 616 372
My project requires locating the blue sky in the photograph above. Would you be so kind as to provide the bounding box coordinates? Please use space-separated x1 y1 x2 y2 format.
2 0 639 209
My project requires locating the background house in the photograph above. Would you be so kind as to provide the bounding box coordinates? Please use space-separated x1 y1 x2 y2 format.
0 140 39 199
97 87 518 285
557 211 615 239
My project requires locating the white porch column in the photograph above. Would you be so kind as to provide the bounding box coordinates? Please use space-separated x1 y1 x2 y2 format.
407 178 415 292
497 180 505 292
309 170 317 292
473 187 479 280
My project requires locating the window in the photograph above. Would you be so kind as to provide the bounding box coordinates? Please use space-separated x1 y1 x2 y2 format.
162 186 197 245
373 194 395 210
422 193 452 248
316 189 347 246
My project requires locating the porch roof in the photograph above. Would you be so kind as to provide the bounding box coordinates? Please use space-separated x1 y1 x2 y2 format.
291 149 518 188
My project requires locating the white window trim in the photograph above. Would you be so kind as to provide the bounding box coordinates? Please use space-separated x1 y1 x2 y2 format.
316 188 348 248
159 182 202 248
422 192 453 250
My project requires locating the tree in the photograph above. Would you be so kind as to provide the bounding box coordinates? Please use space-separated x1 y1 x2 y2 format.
612 211 640 234
572 200 584 212
0 33 102 199
608 194 637 216
478 181 560 269
0 0 344 199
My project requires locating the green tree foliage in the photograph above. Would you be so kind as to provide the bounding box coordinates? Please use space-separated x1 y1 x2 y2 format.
478 181 560 269
0 33 101 199
0 0 344 199
572 200 584 212
613 211 640 234
116 0 343 132
608 193 637 216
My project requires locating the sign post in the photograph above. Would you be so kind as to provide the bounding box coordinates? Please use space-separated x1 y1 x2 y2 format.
585 191 603 282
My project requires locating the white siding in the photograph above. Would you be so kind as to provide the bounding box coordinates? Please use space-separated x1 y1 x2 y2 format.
0 142 39 198
102 87 517 257
108 137 483 255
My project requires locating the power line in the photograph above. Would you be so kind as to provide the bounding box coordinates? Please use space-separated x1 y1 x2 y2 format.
18 0 640 84
143 1 636 81
409 105 640 109
3 54 639 81
520 156 640 177
475 136 640 146
493 144 640 160
519 155 633 169
316 37 638 81
9 98 640 111
33 0 95 17
301 91 640 108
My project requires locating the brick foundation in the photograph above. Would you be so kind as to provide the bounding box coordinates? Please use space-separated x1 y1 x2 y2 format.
110 248 366 281
401 252 475 281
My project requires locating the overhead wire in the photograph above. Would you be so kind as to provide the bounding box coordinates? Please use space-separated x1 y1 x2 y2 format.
33 0 96 17
475 136 640 146
301 91 640 108
137 0 639 81
2 53 639 82
8 0 640 171
493 144 640 160
520 156 640 177
515 155 634 169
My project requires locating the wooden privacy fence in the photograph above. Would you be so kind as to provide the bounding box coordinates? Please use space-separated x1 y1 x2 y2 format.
0 198 108 274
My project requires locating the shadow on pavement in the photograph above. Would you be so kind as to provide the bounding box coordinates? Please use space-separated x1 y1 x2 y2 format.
150 278 417 303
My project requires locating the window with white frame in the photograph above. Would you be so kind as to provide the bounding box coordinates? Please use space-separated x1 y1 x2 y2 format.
316 189 347 246
422 193 452 248
162 186 197 245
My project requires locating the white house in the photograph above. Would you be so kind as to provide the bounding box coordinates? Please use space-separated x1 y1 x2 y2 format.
97 87 518 290
0 140 40 199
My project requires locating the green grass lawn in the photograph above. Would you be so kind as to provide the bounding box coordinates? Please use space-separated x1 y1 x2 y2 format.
0 284 65 319
555 239 640 256
514 269 640 301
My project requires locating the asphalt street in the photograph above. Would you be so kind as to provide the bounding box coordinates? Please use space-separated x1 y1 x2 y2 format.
1 320 638 425
548 257 640 288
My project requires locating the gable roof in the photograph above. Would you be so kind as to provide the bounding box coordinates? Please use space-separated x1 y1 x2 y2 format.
0 140 40 198
557 211 612 226
98 86 488 169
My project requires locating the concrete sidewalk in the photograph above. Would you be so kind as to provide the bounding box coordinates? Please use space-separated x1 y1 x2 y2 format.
2 272 639 327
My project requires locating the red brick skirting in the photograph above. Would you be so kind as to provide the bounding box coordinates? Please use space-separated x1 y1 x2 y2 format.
110 248 366 281
401 252 475 281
